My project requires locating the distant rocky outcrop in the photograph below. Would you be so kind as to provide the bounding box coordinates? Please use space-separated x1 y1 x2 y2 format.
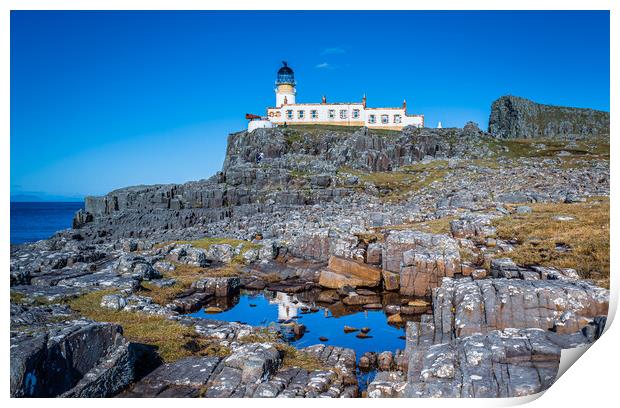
488 95 609 139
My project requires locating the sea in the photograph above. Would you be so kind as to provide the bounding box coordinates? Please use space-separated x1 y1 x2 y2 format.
10 202 84 245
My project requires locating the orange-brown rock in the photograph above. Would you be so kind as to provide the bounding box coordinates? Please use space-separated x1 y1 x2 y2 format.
382 270 400 291
318 256 382 289
383 230 460 297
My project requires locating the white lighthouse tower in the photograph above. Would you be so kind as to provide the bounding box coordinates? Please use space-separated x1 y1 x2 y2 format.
246 61 425 132
275 61 296 107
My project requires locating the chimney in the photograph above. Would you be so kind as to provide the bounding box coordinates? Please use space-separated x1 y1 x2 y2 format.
284 96 288 105
403 99 407 110
362 94 367 108
322 95 327 104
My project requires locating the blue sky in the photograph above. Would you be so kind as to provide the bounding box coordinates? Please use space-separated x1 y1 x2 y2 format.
11 11 610 200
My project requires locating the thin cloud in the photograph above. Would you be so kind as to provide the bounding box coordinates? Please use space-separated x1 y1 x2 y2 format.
315 62 332 69
320 47 346 56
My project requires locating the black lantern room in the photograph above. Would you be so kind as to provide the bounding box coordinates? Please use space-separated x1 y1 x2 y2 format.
276 61 295 85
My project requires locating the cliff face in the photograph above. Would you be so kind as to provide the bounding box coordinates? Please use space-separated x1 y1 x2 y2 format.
488 95 609 139
76 124 493 237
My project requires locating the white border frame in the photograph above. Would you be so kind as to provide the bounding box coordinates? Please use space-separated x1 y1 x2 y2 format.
2 2 616 407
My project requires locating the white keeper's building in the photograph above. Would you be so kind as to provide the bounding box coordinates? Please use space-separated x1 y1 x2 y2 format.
247 62 424 132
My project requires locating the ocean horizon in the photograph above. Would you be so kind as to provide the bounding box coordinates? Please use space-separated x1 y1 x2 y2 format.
10 201 84 244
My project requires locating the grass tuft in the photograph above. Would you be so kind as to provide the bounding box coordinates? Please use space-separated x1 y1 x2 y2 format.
339 161 449 202
67 290 231 362
492 197 609 287
140 263 243 305
276 343 326 371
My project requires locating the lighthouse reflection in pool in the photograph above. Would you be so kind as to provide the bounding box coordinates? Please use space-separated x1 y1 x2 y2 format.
189 290 407 360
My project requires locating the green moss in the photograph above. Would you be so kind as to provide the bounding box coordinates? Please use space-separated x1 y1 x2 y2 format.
10 291 69 306
10 291 26 304
290 169 310 179
283 124 362 134
284 131 303 146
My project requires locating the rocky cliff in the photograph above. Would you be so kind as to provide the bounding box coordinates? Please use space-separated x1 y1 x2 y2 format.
74 123 494 240
488 95 609 139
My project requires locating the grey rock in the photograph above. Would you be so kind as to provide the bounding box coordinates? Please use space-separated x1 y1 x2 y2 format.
432 278 609 339
123 356 220 397
191 277 241 297
489 95 609 139
100 294 127 311
10 320 134 397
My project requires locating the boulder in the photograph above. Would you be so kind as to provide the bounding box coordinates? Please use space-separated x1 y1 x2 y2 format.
382 270 400 291
191 277 241 297
167 245 210 267
222 343 282 384
100 294 127 311
10 321 136 397
432 278 609 340
377 351 394 371
205 244 234 264
302 344 357 386
366 243 383 265
318 256 381 289
116 255 161 280
449 213 498 239
383 230 460 297
122 356 221 397
367 371 406 398
404 321 595 398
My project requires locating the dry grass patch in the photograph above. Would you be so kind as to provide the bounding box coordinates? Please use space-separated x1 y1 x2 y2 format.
10 291 27 304
355 232 385 244
237 329 281 344
492 197 609 287
68 290 230 362
340 162 449 202
495 138 609 160
370 215 458 235
141 263 243 305
276 343 327 371
407 216 459 235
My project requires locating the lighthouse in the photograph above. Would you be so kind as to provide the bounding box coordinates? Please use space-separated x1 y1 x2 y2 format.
275 61 296 107
246 61 425 132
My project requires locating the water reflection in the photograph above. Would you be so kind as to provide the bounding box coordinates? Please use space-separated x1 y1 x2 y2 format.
189 289 430 392
272 292 301 321
190 288 428 358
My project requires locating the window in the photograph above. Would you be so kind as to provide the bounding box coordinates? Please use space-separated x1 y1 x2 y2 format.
394 114 401 124
286 110 293 119
352 109 360 119
298 110 305 119
381 114 389 124
340 110 348 119
311 110 318 119
328 109 335 119
368 114 376 124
